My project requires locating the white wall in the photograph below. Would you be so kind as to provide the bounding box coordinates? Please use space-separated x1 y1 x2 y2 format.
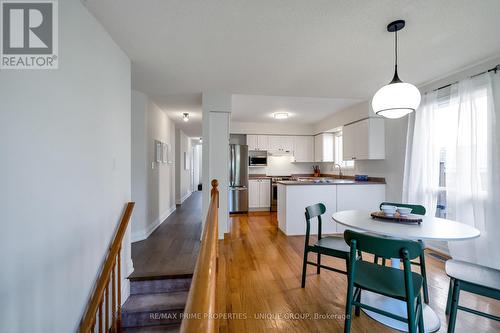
0 1 131 332
131 91 176 242
175 129 192 204
313 101 370 134
202 92 231 239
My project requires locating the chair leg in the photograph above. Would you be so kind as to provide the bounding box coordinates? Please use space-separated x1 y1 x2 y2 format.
406 295 417 333
445 279 453 315
417 294 425 333
301 250 308 288
344 281 354 333
317 253 321 274
447 280 461 333
354 288 361 316
419 253 429 304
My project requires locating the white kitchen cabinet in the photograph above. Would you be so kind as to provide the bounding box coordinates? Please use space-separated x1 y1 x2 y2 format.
314 133 334 162
269 136 293 153
247 135 258 151
248 180 260 208
259 179 271 206
293 136 314 162
343 118 385 160
335 184 386 232
248 179 271 208
277 183 386 236
247 135 270 151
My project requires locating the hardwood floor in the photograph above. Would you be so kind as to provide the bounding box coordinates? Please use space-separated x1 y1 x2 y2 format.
218 212 500 332
130 191 202 279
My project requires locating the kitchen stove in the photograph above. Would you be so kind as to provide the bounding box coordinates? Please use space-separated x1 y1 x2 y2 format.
270 176 293 211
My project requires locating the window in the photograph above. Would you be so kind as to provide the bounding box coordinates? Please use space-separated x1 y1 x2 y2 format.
429 84 488 218
334 132 354 168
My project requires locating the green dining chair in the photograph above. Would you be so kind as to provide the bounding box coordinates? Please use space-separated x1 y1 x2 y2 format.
445 259 500 333
301 203 351 288
343 230 425 333
376 202 429 304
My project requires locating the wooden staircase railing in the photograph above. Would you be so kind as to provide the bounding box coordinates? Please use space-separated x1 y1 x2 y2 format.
79 202 135 333
180 179 220 333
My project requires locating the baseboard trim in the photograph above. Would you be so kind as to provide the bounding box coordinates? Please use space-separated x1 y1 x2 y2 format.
176 191 192 205
426 245 451 259
131 205 176 243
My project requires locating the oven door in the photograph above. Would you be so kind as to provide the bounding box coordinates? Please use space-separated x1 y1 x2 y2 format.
270 183 278 211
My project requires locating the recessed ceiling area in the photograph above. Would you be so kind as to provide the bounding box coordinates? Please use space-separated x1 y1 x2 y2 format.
231 95 361 124
84 0 500 136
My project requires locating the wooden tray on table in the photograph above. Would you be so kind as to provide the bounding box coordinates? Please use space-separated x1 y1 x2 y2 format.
370 211 423 224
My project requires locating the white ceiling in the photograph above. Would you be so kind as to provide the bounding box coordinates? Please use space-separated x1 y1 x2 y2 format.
84 0 500 136
152 93 202 137
232 94 360 124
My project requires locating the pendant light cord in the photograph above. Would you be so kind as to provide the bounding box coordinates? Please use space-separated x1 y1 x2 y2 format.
391 27 401 83
395 29 398 69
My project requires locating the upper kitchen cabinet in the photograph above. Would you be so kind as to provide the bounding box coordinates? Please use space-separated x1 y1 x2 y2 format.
247 134 270 151
293 136 314 162
343 118 385 160
269 136 293 153
314 133 334 162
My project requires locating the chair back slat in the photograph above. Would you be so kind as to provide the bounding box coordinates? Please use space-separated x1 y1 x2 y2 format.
380 202 426 215
344 230 423 260
305 203 326 220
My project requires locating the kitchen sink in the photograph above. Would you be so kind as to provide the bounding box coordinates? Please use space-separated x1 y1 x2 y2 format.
331 179 356 184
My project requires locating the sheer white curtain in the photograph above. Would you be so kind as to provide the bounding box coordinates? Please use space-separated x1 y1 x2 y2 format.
404 72 500 269
402 91 441 217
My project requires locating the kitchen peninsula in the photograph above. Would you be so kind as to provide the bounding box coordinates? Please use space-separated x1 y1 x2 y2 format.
277 178 386 235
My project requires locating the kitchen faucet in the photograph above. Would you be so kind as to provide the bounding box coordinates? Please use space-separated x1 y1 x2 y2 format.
333 163 343 179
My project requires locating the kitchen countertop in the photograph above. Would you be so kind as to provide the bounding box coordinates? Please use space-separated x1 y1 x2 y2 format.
249 174 386 185
248 174 272 180
276 179 386 185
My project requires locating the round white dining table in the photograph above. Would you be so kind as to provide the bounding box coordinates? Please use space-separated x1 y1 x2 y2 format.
332 210 481 333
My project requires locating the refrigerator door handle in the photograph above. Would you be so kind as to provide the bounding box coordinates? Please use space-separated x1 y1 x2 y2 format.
230 186 247 191
229 145 234 187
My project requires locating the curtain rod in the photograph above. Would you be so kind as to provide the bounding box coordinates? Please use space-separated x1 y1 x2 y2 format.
432 64 500 92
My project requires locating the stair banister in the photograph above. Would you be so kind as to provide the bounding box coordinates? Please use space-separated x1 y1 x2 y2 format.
180 179 219 333
79 202 135 333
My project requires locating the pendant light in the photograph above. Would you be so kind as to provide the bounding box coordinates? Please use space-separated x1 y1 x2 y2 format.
372 20 421 119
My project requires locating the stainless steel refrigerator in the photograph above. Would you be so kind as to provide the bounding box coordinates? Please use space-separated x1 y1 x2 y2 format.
229 144 249 213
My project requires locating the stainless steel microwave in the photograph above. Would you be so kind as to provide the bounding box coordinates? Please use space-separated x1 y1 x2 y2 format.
249 151 268 166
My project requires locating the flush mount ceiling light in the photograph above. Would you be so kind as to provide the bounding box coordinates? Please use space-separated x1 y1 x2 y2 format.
372 20 421 119
273 112 289 120
182 113 189 122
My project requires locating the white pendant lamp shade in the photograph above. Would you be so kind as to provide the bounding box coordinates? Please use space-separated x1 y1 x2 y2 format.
372 81 421 119
372 20 421 119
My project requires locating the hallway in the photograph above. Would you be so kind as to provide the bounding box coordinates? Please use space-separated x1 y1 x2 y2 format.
130 191 202 279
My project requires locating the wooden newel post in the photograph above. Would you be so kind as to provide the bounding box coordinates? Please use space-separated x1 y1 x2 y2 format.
211 179 219 207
